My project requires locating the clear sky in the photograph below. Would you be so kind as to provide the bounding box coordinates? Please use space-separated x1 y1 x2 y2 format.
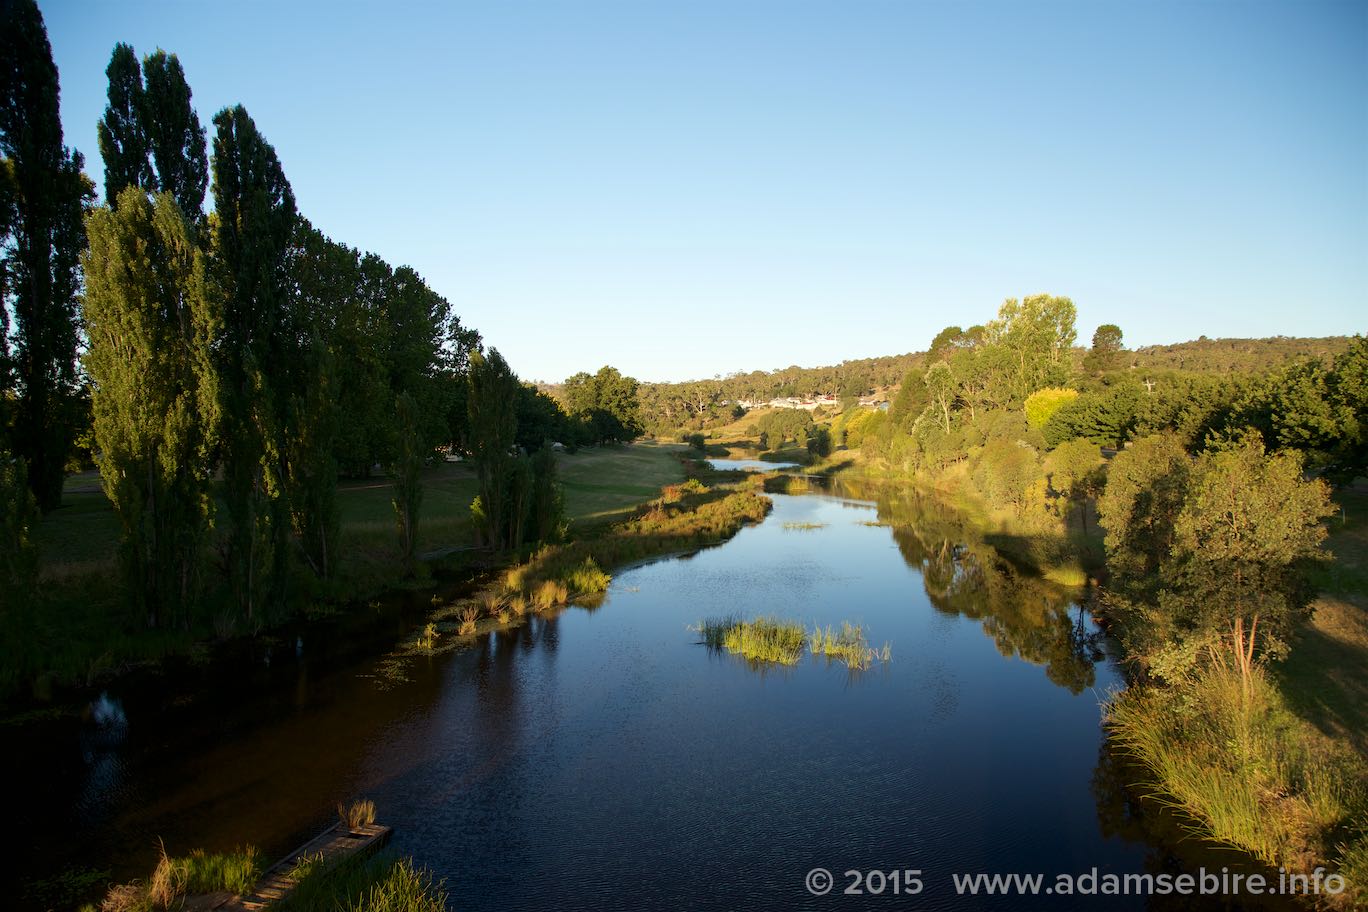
41 0 1368 384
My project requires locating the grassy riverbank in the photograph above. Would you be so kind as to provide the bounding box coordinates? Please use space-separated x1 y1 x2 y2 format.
7 443 686 706
401 471 772 653
1104 487 1368 908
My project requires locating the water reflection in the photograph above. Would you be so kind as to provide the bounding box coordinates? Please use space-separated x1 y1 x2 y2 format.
12 479 1279 911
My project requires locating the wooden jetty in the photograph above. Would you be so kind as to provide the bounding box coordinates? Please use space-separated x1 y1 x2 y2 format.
185 821 392 911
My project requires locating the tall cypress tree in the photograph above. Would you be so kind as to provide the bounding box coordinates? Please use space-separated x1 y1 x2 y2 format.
143 50 207 216
95 42 150 206
210 104 297 622
0 0 95 510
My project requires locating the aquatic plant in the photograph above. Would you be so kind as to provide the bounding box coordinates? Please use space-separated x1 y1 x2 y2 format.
696 616 805 665
456 604 480 636
532 579 569 612
415 623 437 650
809 622 890 671
782 521 827 531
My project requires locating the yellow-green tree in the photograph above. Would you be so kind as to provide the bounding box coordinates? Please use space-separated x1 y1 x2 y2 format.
81 188 218 628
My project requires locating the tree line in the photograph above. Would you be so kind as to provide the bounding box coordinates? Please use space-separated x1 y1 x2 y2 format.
0 2 649 641
845 292 1363 688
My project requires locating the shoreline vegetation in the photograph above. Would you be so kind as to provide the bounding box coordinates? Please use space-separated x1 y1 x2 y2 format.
670 316 1367 907
376 462 774 679
82 800 446 912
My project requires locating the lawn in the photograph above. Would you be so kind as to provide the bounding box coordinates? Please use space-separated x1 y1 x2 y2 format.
1278 487 1368 758
12 443 688 701
556 441 686 525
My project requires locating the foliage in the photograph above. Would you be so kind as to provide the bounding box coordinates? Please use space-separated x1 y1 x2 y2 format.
1043 438 1103 527
1023 386 1078 430
391 392 424 568
562 365 643 444
0 0 96 509
81 189 218 628
979 294 1077 406
211 103 298 622
1082 323 1123 376
466 348 518 548
1108 662 1368 907
1096 433 1191 581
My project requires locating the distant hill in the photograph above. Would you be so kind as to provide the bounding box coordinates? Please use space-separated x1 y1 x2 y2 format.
1122 336 1354 375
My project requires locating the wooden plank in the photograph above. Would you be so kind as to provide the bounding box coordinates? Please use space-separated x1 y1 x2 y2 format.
209 822 392 911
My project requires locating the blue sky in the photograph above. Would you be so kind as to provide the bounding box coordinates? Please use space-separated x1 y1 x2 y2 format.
42 0 1367 383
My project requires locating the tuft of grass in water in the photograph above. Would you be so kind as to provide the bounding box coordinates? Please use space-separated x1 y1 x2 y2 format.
782 521 827 531
509 594 528 617
415 623 437 650
809 622 889 671
456 604 479 636
696 615 805 665
1108 662 1368 906
562 556 611 595
280 850 446 912
338 798 376 830
532 579 569 612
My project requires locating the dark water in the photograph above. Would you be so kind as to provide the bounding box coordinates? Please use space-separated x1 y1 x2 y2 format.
9 484 1285 910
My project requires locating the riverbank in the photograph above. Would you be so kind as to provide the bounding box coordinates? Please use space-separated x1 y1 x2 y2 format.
5 442 687 715
813 445 1368 906
371 465 773 668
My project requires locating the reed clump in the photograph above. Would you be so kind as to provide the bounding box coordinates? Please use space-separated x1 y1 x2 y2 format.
809 622 889 670
338 798 376 830
696 615 805 665
456 604 479 636
1107 662 1368 906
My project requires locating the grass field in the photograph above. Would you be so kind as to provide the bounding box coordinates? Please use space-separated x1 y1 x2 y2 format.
11 443 689 702
1279 487 1368 758
556 441 686 525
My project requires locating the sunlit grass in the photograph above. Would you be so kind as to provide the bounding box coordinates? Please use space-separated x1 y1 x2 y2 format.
696 616 805 665
1108 662 1368 906
281 850 445 912
782 521 827 531
338 798 376 830
85 843 260 912
809 622 890 671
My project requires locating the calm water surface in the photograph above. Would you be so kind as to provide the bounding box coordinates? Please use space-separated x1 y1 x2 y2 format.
13 485 1267 910
707 457 803 471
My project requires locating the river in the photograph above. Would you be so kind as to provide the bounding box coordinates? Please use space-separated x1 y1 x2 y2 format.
9 481 1282 910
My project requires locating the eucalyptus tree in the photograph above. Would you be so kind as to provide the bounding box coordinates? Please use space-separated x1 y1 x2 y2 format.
81 188 218 628
0 0 95 509
210 104 297 622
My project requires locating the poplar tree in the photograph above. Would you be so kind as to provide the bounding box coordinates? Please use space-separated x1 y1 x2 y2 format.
467 349 518 548
81 188 218 628
96 43 151 205
142 50 208 216
0 0 95 510
210 104 297 622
